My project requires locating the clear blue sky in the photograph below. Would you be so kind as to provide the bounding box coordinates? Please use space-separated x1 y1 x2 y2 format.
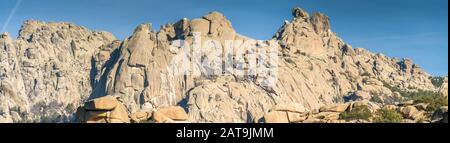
1 0 448 76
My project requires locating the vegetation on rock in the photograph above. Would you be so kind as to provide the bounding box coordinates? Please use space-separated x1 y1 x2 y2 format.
408 91 448 112
373 108 404 123
339 106 372 121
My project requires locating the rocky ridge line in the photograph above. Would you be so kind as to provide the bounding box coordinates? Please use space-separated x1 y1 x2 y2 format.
1 7 447 123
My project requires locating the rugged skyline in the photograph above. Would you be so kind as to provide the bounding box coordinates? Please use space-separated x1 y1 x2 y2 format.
0 0 448 76
1 5 447 123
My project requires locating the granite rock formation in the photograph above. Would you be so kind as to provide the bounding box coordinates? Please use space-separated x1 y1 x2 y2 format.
0 7 447 123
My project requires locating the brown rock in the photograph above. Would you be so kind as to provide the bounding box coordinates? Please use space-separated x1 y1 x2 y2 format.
352 91 371 101
130 111 151 123
85 110 110 122
269 103 307 113
302 119 327 123
152 110 174 123
400 106 424 120
156 106 188 121
414 103 429 111
264 111 289 123
308 112 340 121
352 100 369 108
287 112 308 123
397 100 414 107
84 96 119 111
319 103 349 113
109 103 131 123
292 7 309 18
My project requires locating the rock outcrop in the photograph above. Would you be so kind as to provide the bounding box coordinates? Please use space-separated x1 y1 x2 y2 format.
76 95 130 123
432 106 448 123
152 106 189 123
439 77 448 97
1 7 446 123
0 21 116 123
262 100 444 123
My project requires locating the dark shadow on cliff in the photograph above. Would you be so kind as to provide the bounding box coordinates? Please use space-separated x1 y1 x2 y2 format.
177 87 196 113
89 44 122 100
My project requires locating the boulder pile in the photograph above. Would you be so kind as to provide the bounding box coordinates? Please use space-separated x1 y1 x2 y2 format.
262 100 448 123
75 96 188 123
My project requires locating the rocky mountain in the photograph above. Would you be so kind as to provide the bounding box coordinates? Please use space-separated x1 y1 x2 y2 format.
0 7 447 123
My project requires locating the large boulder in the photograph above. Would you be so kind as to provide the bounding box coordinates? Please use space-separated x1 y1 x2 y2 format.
76 96 130 123
0 20 116 123
263 111 289 123
156 106 188 121
397 100 415 106
152 110 174 123
269 103 308 113
130 111 152 123
287 112 308 123
152 106 188 123
84 96 119 111
190 19 210 35
400 106 425 120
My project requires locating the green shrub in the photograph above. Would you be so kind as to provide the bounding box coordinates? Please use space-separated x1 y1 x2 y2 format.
408 91 448 112
369 97 384 103
430 77 445 88
373 108 404 123
340 106 372 121
382 80 447 111
382 81 408 97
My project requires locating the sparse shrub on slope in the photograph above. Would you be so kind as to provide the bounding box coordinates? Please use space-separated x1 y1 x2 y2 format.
430 76 445 88
373 108 404 123
382 80 447 112
408 91 448 112
339 106 372 121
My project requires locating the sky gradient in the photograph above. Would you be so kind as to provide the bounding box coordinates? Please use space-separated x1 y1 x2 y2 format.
1 0 448 76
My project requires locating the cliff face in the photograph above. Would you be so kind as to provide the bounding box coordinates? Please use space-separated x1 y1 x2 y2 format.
0 7 446 123
0 21 116 122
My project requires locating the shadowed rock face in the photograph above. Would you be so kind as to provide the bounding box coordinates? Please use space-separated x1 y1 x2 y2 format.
0 7 445 123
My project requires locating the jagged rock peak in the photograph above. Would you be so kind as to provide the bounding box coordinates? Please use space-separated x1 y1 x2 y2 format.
0 32 14 48
1 32 11 39
134 23 152 34
167 11 237 42
310 12 331 35
290 7 332 35
18 20 116 42
203 11 227 21
292 7 309 19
